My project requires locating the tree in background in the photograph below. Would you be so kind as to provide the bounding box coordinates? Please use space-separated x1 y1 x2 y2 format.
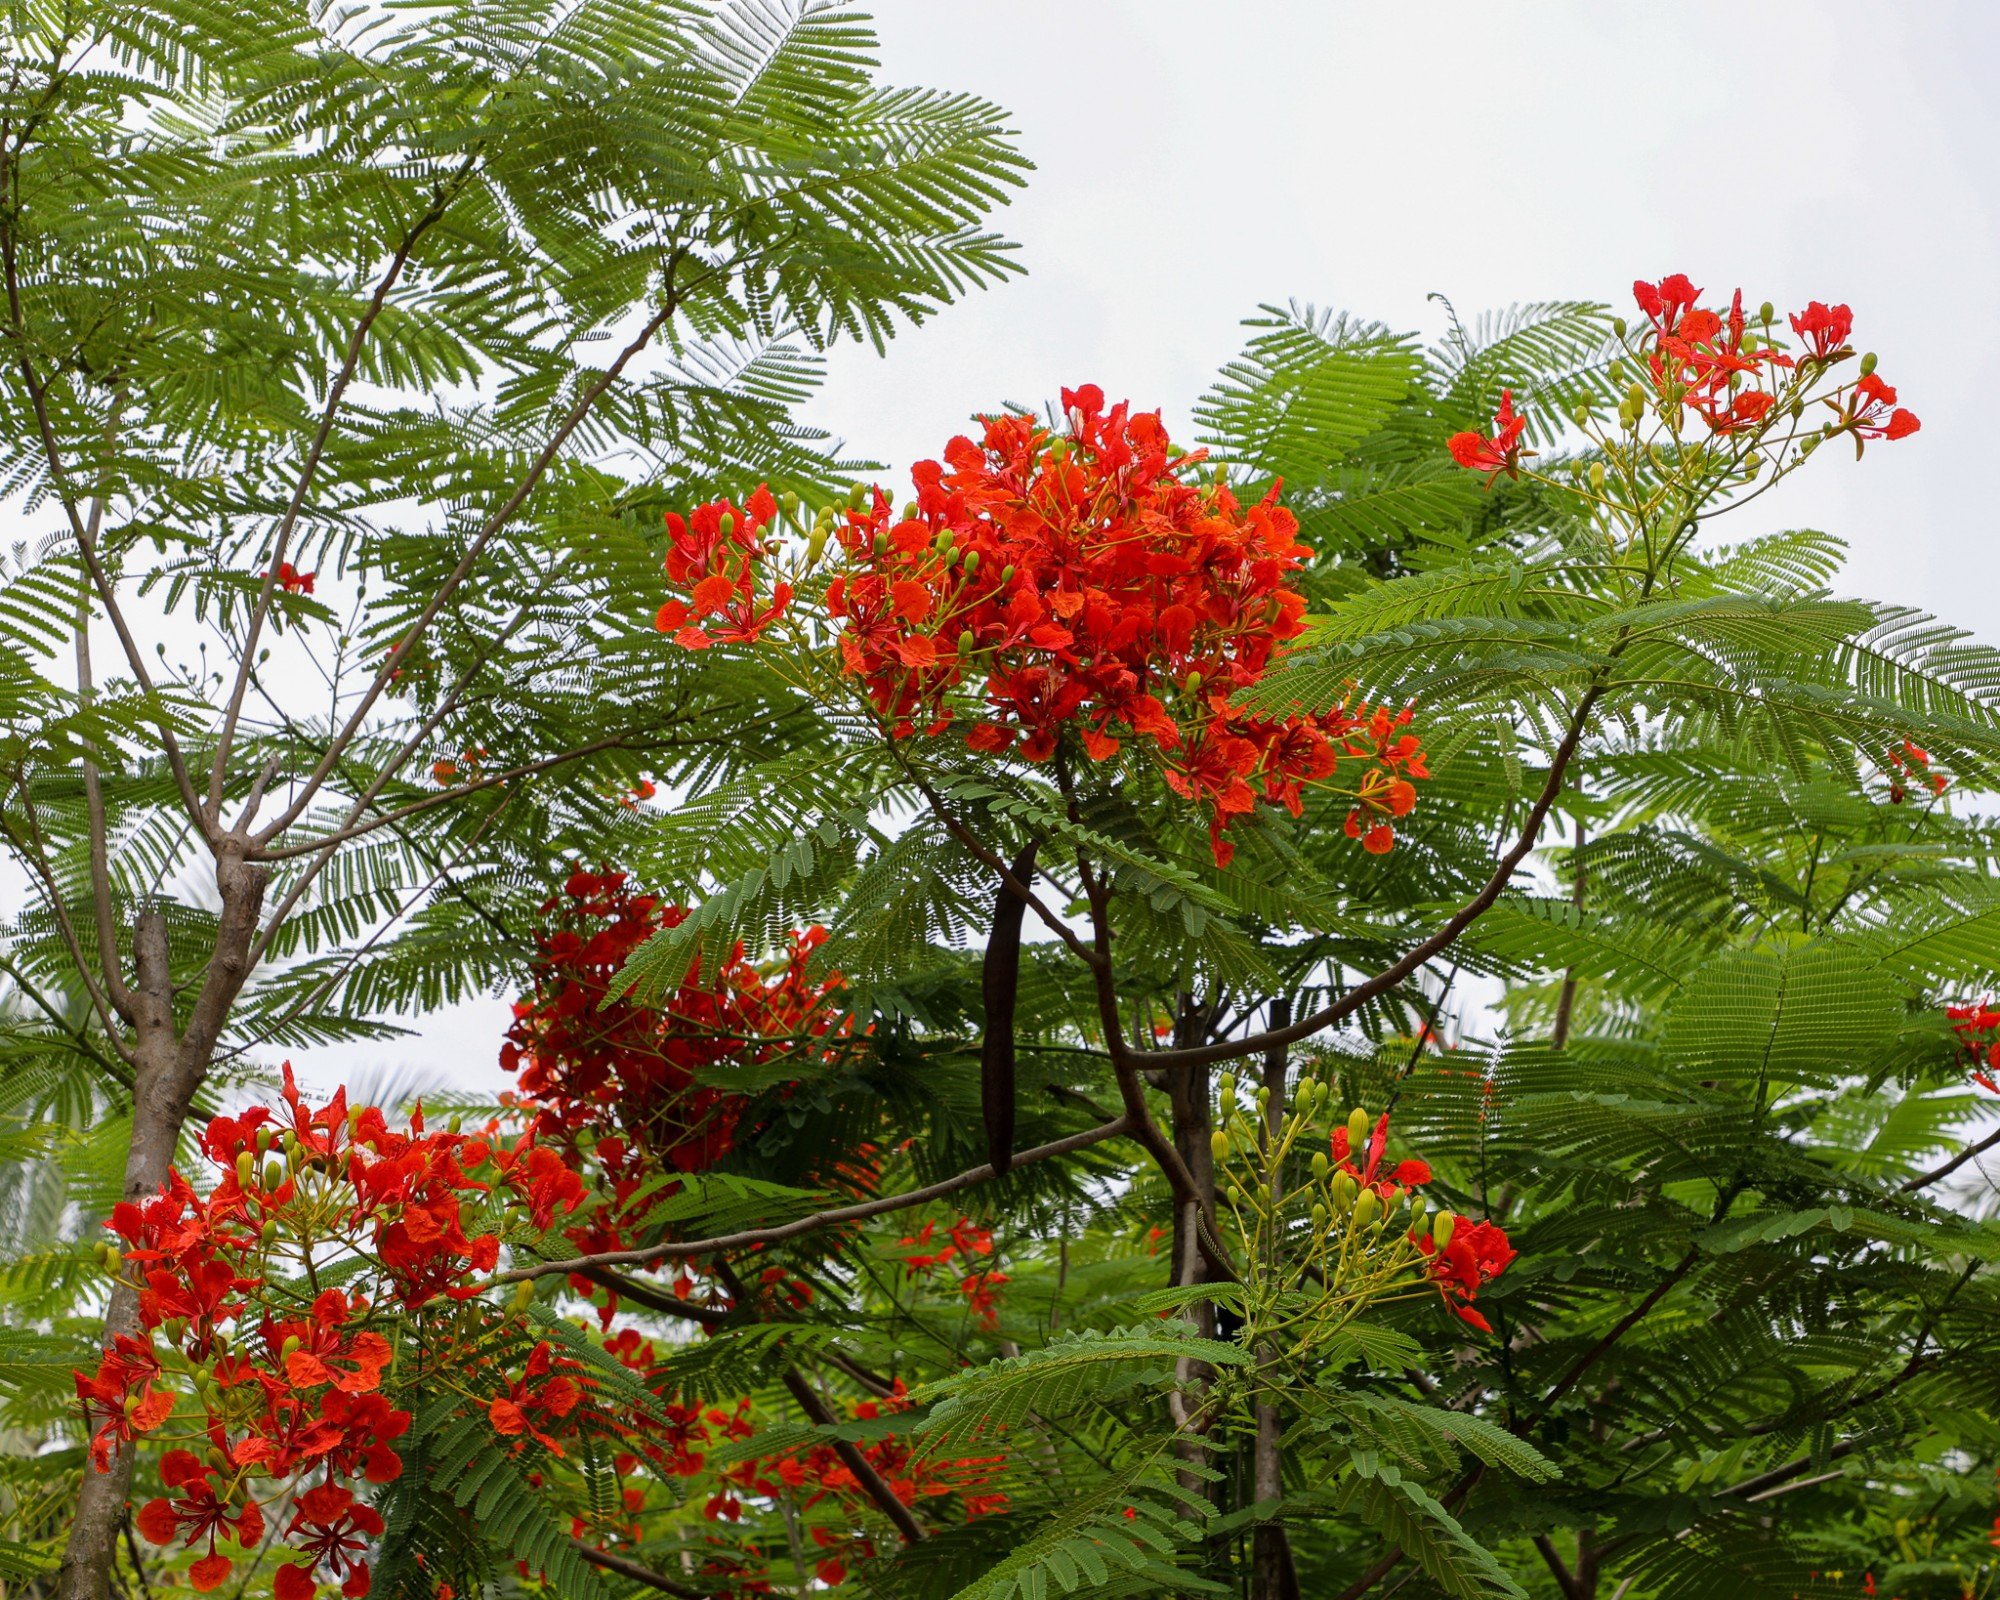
3 12 1998 1599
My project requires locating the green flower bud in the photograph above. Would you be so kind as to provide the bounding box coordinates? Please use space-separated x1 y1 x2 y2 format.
781 490 800 518
935 527 955 551
236 1152 255 1189
1311 1151 1330 1181
817 503 837 526
963 549 981 574
260 1219 279 1245
264 1159 285 1191
280 1334 302 1361
1332 1172 1358 1211
1589 462 1607 491
1312 1202 1328 1232
1432 1211 1456 1249
805 525 829 566
1352 1188 1379 1228
1185 670 1203 692
1346 1107 1370 1152
903 501 920 523
873 530 890 556
718 512 734 538
1572 405 1590 427
847 483 867 512
1000 564 1016 584
1210 1130 1230 1162
1255 1086 1271 1110
1859 351 1878 377
512 1280 535 1313
944 547 960 567
1626 382 1647 414
956 630 974 655
1758 301 1774 326
1408 1194 1428 1232
1611 316 1628 339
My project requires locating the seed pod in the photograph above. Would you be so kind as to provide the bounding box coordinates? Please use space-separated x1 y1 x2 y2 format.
1432 1211 1457 1249
981 839 1040 1176
1859 352 1878 377
1589 462 1607 491
1353 1188 1379 1228
1311 1150 1330 1181
1210 1130 1230 1162
1346 1107 1370 1152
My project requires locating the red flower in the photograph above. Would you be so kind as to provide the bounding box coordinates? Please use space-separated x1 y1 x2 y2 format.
656 487 791 649
1446 389 1530 485
488 1340 585 1455
1419 1218 1516 1332
273 564 316 595
1841 372 1920 455
1788 300 1853 361
1632 273 1702 336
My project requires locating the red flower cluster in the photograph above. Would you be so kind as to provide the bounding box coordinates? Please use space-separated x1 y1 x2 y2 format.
1884 738 1949 804
79 1067 593 1598
1325 1112 1514 1333
713 1379 1005 1559
663 386 1428 867
501 867 847 1179
654 486 793 649
272 563 315 595
1417 1219 1517 1335
1949 1001 2000 1093
898 1218 1010 1330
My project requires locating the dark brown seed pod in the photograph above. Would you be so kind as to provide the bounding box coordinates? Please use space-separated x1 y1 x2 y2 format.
981 839 1039 1175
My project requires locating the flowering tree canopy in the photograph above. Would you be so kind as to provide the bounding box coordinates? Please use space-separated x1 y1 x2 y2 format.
1 12 1997 1596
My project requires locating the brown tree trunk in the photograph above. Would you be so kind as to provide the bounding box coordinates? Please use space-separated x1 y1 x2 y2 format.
60 861 269 1600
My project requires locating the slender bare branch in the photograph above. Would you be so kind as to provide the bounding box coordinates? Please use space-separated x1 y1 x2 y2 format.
257 259 691 843
568 1541 705 1599
492 1116 1131 1284
1902 1124 2000 1192
207 182 466 820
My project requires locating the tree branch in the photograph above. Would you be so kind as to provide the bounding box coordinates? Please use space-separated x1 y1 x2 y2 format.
568 1541 705 1599
1902 1124 2000 1192
779 1367 925 1545
256 255 693 842
207 182 466 821
492 1116 1131 1285
1145 683 1605 1073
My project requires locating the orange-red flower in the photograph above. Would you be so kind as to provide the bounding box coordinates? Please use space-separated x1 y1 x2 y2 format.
1447 389 1530 485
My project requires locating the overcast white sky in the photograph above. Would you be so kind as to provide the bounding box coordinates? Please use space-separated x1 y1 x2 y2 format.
333 0 2000 1094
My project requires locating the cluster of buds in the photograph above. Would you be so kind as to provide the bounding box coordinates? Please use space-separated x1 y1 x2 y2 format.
1210 1073 1514 1357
